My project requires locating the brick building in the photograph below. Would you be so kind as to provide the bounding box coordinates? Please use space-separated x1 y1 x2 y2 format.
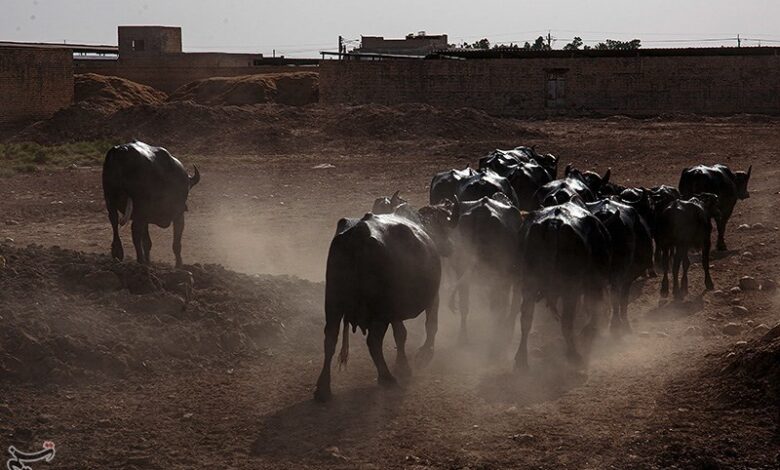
354 33 449 57
321 47 780 117
0 46 74 124
74 26 316 93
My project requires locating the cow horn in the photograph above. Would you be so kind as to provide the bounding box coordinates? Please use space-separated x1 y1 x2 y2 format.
391 190 401 203
190 165 200 188
602 168 611 184
747 165 752 178
564 164 572 176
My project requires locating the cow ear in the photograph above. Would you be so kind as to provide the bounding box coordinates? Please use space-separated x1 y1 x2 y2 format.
391 190 401 204
602 168 611 184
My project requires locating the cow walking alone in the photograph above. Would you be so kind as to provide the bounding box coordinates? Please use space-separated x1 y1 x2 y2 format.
102 141 200 268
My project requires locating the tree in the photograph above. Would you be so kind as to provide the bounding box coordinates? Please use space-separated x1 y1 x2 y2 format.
594 39 641 50
459 38 490 49
529 36 551 51
563 36 583 50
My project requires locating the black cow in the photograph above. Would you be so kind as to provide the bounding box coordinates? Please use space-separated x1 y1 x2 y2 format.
512 201 612 370
478 146 557 180
535 165 608 207
372 191 406 214
430 167 519 207
656 193 720 300
314 200 459 401
679 164 752 251
478 152 552 211
429 167 478 204
102 141 200 268
586 199 653 335
448 193 523 344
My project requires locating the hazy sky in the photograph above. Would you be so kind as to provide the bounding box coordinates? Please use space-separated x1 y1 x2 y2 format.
3 1 779 56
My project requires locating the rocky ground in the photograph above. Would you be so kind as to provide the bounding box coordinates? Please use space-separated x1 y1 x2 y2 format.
1 116 779 469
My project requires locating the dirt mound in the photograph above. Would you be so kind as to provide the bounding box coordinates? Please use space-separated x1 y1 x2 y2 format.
169 72 318 106
14 74 168 144
722 323 780 397
75 73 168 114
0 243 321 384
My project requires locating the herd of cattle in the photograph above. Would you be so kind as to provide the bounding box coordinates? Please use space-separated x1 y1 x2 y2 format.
313 146 751 401
96 141 752 403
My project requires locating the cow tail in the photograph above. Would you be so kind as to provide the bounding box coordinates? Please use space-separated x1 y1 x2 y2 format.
337 317 349 369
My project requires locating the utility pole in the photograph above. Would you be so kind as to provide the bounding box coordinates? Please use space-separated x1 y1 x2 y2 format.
547 30 553 49
737 34 741 48
338 35 343 60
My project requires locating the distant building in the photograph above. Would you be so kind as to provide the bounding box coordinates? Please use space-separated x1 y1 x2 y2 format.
354 32 448 57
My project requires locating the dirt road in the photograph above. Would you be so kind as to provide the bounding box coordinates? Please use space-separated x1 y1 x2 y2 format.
1 118 779 468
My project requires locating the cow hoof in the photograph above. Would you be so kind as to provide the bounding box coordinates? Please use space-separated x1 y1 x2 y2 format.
395 361 412 378
514 359 529 374
647 269 657 278
566 351 584 367
717 243 727 251
415 347 434 367
313 387 332 402
377 375 398 388
705 280 715 291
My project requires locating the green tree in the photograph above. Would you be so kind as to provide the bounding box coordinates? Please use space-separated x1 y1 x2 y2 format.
563 37 583 50
530 36 550 51
594 39 641 50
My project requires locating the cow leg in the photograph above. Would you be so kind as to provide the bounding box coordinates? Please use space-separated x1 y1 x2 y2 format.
561 295 583 366
107 202 124 261
457 282 470 345
142 224 152 264
620 283 632 334
417 293 438 366
391 321 411 378
367 321 396 387
702 236 714 290
131 220 147 265
609 285 622 337
581 289 602 361
173 213 185 268
715 207 731 251
513 294 536 372
681 249 691 297
671 247 682 299
314 312 342 402
660 247 670 298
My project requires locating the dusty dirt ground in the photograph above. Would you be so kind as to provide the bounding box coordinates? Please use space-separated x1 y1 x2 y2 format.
1 117 780 469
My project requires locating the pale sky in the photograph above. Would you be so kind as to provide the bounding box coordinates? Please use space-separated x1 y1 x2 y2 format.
3 0 779 56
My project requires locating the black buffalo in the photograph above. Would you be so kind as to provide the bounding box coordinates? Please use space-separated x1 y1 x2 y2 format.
478 152 552 211
372 191 406 214
478 146 558 180
448 193 523 343
535 165 609 207
656 193 720 299
314 200 459 401
679 164 751 251
430 167 519 207
586 199 653 335
102 141 200 268
512 201 612 370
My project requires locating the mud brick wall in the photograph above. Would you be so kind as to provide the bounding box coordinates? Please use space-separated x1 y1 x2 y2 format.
0 48 74 123
320 54 780 116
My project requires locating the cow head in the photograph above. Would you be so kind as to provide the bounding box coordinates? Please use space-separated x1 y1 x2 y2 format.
534 153 558 179
372 191 406 215
692 192 722 221
418 198 460 257
734 165 751 199
581 168 611 194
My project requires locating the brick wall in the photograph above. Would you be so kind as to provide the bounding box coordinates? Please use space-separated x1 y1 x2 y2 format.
0 48 73 123
74 55 314 93
320 53 780 116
